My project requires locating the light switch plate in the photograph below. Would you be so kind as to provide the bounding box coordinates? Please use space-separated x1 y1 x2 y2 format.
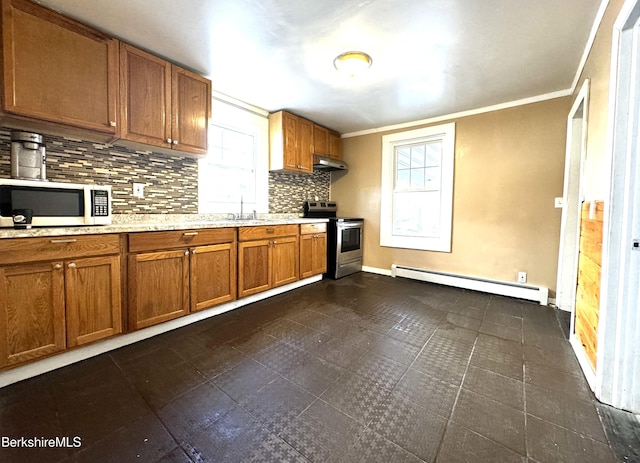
554 197 564 208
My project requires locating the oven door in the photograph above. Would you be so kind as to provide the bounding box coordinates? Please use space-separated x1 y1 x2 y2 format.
336 221 363 263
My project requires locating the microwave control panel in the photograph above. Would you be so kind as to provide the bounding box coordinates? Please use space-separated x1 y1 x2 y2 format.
91 190 110 216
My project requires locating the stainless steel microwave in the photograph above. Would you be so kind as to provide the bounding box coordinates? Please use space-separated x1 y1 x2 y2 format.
0 179 112 227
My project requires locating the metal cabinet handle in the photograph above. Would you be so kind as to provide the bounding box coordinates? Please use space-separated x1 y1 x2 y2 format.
53 263 62 270
173 140 178 145
68 263 77 269
109 121 117 127
50 239 77 244
184 250 189 256
266 228 275 233
192 249 197 254
273 240 277 245
167 138 172 143
183 232 199 236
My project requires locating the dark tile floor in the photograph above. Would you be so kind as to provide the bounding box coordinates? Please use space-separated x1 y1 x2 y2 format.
0 273 633 462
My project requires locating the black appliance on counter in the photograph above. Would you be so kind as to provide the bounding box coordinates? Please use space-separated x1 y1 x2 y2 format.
303 201 364 279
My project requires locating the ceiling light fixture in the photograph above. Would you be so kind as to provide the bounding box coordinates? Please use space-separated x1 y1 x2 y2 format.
333 51 372 76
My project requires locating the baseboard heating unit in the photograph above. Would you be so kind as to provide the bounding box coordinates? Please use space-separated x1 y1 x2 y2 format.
390 265 549 305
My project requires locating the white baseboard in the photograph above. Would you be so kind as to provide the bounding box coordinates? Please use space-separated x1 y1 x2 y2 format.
390 264 549 305
362 266 392 276
0 275 322 389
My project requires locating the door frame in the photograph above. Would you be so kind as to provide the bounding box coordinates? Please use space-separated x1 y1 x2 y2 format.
596 0 640 412
556 79 590 316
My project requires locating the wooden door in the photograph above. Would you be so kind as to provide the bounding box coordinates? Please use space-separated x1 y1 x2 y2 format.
313 125 329 155
272 236 299 288
574 201 604 370
65 255 122 347
171 65 211 155
128 250 189 330
328 131 342 159
119 43 172 149
0 262 65 367
282 112 298 171
297 118 313 173
238 240 271 298
190 243 236 311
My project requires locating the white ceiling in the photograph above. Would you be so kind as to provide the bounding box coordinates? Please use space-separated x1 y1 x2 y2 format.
37 0 602 134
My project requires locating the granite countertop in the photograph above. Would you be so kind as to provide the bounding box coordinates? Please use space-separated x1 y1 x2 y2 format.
0 214 329 239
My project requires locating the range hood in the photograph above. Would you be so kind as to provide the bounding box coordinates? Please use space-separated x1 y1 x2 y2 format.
313 154 348 171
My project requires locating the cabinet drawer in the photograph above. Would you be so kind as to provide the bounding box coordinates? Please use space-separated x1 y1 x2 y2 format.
128 228 236 252
300 223 327 235
238 225 298 241
0 234 120 265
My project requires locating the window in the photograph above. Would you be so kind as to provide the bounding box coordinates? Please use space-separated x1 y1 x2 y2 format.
198 97 268 213
380 123 455 252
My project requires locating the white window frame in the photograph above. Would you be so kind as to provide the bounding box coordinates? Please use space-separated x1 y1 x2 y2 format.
380 123 455 252
198 96 269 214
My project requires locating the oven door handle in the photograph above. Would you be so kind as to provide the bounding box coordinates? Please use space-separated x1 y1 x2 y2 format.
336 223 363 229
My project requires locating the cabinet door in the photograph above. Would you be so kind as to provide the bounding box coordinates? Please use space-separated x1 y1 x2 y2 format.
312 233 327 275
119 43 172 149
299 234 315 279
238 240 271 298
297 118 313 173
190 243 236 311
328 131 342 159
0 262 65 368
282 112 299 171
313 125 329 155
272 236 299 288
128 250 189 330
65 255 122 347
1 0 118 133
300 233 326 279
171 65 211 155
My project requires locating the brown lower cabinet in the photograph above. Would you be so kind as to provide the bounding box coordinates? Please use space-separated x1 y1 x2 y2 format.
0 222 326 369
238 225 299 298
0 235 122 368
127 228 236 330
299 223 327 279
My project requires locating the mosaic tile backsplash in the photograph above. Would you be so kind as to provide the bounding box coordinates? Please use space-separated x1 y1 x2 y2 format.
269 171 330 214
0 128 330 214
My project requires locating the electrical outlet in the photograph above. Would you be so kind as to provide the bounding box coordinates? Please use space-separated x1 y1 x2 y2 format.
518 272 527 284
133 182 144 198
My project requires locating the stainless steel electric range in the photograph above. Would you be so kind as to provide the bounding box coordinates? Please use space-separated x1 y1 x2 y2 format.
303 201 364 279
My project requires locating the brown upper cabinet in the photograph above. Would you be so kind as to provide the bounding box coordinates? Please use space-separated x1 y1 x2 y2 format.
0 0 211 154
312 124 341 159
269 111 313 173
328 131 342 159
313 124 329 156
0 0 119 138
119 43 211 156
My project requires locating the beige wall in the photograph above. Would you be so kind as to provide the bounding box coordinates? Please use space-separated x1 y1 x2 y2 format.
575 0 625 200
331 97 571 294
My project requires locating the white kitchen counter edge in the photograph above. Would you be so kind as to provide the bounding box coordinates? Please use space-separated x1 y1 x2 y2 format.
0 217 329 239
